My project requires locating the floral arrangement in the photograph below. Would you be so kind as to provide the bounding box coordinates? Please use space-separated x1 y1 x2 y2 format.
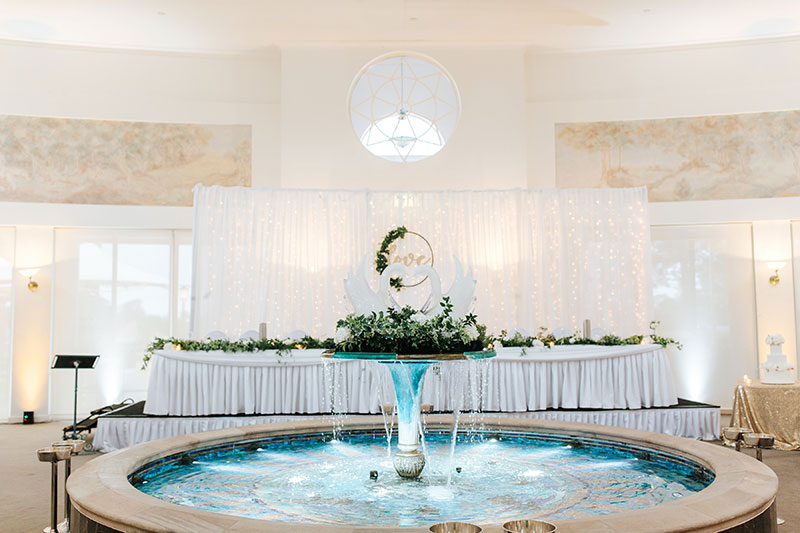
334 297 486 354
375 226 408 290
765 333 785 346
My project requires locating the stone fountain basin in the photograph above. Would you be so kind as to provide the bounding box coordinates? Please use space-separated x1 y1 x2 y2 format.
67 416 778 533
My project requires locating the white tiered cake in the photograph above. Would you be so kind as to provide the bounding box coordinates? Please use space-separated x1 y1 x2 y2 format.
760 334 797 384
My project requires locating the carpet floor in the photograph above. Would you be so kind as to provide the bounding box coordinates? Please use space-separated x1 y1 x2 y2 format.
1 421 797 532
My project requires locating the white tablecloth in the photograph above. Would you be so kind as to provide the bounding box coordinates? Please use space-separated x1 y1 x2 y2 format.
144 344 677 416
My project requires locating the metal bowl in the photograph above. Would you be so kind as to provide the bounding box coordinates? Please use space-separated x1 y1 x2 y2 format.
52 439 85 454
722 426 753 441
503 519 557 532
37 447 71 463
429 522 482 533
742 433 775 448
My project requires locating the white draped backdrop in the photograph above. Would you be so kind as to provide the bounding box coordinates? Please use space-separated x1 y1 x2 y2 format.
190 186 652 340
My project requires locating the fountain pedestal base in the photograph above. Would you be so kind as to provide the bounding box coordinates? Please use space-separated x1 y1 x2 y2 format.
393 449 426 479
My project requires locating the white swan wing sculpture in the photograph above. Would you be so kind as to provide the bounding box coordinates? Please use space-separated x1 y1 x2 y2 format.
424 257 476 319
344 254 476 319
344 254 389 315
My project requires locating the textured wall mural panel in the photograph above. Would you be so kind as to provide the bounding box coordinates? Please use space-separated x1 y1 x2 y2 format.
0 115 251 206
556 110 800 202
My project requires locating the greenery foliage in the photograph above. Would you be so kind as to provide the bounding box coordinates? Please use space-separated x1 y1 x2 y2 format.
375 226 408 290
493 321 682 351
142 335 335 368
143 319 679 366
334 297 486 354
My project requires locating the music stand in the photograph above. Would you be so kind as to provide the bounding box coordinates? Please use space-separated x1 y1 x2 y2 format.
52 355 99 440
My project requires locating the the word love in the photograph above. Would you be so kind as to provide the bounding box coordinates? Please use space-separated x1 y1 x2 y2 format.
388 243 432 267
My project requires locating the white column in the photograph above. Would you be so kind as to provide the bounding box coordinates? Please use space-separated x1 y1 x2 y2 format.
10 226 54 422
752 220 796 378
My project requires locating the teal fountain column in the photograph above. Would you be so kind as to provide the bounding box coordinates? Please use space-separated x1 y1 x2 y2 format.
382 361 433 478
328 349 494 479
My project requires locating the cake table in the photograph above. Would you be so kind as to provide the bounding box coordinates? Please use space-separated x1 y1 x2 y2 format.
731 379 800 450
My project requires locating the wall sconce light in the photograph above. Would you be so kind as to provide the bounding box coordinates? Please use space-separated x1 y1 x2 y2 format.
18 267 40 292
767 262 785 286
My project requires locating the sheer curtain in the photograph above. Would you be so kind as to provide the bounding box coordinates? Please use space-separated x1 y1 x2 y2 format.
191 186 651 340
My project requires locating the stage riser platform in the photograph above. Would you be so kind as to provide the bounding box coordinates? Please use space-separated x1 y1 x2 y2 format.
94 406 719 452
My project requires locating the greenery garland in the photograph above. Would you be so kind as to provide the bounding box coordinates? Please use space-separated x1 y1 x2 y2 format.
375 226 408 290
142 320 680 367
493 321 682 352
142 335 334 368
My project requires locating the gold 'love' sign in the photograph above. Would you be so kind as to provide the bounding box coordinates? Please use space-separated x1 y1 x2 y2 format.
390 231 433 287
377 229 434 289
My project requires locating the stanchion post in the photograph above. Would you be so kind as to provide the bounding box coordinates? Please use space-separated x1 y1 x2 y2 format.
53 440 85 532
38 447 70 533
50 461 58 532
72 362 79 440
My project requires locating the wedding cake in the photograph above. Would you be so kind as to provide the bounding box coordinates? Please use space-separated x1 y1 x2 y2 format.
760 334 796 384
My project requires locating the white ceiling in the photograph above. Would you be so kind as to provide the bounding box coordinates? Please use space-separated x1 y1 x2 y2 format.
0 0 799 54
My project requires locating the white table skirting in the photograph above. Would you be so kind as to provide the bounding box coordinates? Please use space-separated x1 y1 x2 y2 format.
504 407 720 441
94 406 717 453
144 344 678 416
94 414 329 452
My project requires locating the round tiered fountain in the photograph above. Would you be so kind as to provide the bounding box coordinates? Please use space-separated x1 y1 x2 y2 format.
66 257 780 532
67 416 778 532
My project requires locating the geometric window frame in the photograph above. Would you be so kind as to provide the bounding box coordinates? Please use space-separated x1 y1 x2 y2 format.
347 51 461 163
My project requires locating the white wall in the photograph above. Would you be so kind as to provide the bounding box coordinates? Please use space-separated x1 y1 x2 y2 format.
280 45 527 190
10 227 53 420
0 40 282 188
526 37 800 188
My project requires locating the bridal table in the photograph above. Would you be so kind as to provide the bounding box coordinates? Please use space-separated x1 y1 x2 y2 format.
143 344 678 416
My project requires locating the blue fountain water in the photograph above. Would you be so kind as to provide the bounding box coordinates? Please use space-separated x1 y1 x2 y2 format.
133 430 713 527
386 361 431 431
384 361 432 456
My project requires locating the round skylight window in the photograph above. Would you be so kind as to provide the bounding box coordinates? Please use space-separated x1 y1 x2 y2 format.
348 52 460 163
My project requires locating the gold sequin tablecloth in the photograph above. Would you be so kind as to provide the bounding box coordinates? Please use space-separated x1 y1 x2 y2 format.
731 380 800 450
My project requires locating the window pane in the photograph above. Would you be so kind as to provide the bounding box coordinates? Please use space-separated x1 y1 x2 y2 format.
651 224 757 408
174 238 193 338
53 229 172 416
78 242 112 281
118 243 169 283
